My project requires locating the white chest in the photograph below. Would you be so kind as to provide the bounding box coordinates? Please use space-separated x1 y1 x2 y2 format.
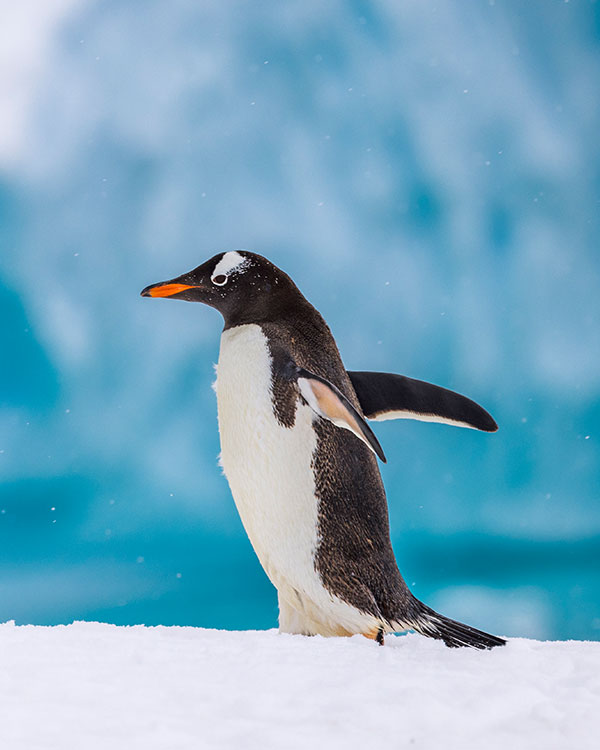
215 324 320 594
214 324 380 637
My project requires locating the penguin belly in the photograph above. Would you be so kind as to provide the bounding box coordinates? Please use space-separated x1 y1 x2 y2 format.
215 324 381 638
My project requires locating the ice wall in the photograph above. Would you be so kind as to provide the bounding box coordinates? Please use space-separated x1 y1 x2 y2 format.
1 0 598 639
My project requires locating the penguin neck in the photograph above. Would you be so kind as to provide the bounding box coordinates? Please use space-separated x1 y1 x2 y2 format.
222 291 324 334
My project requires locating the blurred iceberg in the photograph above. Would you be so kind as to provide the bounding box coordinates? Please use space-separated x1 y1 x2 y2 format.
0 0 598 639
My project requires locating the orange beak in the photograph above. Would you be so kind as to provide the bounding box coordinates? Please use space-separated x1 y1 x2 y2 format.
141 283 196 298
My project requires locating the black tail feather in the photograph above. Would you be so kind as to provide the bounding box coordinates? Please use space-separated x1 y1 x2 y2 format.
401 599 506 650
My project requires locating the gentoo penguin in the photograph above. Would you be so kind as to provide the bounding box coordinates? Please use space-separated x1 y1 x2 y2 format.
141 251 505 649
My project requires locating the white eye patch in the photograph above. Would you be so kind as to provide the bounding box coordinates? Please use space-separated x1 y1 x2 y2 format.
210 251 250 284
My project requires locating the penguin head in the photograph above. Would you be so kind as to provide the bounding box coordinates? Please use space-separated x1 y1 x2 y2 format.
141 251 303 327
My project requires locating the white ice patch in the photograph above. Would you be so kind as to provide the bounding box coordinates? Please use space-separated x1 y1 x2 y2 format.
0 623 598 750
0 0 82 168
211 251 249 281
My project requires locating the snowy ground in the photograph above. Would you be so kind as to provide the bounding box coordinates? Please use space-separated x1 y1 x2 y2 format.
0 622 598 750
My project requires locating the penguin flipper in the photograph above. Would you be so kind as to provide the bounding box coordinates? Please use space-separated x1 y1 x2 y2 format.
295 367 387 462
347 371 498 433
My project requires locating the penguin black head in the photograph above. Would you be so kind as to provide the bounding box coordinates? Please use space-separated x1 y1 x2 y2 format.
140 251 305 328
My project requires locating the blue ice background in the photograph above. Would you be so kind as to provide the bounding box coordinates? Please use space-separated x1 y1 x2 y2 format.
1 0 599 640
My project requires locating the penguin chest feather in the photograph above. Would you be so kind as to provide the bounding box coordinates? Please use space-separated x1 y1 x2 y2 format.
215 324 379 635
216 324 318 590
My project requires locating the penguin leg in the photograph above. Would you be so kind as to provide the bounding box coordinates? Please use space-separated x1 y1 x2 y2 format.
278 593 317 636
362 626 385 645
278 593 370 638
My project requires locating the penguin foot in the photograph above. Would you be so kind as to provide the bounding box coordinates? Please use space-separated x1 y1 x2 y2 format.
362 626 385 645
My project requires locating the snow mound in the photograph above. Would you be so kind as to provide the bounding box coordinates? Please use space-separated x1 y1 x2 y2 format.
1 622 598 749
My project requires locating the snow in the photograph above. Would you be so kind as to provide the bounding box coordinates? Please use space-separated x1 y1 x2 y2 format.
1 622 598 750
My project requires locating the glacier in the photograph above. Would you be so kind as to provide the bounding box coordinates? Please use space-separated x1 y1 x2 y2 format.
0 0 599 640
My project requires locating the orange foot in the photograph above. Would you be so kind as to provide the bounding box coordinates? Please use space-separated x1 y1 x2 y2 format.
363 627 385 646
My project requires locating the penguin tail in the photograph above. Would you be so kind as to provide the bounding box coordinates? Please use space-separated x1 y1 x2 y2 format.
399 598 506 650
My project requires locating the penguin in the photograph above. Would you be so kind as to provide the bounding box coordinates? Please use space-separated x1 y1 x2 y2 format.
141 251 505 649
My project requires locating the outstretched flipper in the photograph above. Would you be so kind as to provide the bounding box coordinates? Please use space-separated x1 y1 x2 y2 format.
348 371 498 433
284 364 387 462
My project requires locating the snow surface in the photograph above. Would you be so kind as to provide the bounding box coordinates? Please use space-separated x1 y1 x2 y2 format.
0 622 598 750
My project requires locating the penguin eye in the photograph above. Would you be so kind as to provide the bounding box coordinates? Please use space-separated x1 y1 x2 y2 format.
212 274 228 286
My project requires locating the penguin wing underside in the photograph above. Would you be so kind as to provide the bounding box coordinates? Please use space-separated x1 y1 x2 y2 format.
293 366 387 462
347 371 498 433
